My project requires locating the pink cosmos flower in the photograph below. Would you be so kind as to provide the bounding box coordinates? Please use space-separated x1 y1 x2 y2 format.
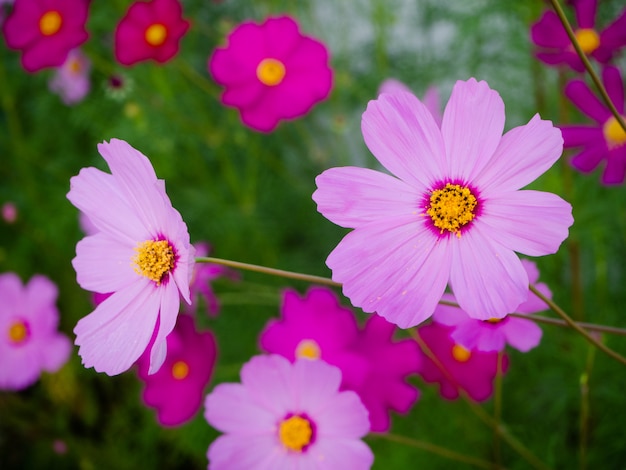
2 201 17 223
114 0 189 66
560 65 626 184
208 15 333 132
137 314 217 427
2 0 89 73
416 322 507 401
378 79 442 126
434 259 549 353
0 273 71 391
530 0 626 72
67 138 195 376
313 78 573 328
49 48 91 105
204 355 373 469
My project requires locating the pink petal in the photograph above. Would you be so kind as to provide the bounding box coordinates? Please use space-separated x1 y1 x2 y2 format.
378 78 412 96
603 66 624 115
574 0 596 29
561 126 603 148
531 11 569 48
307 438 374 470
599 9 626 50
571 143 608 172
314 390 370 439
40 334 72 372
291 359 342 413
25 275 58 326
602 146 626 185
240 355 293 416
147 281 180 374
502 317 543 352
565 80 611 123
207 433 282 470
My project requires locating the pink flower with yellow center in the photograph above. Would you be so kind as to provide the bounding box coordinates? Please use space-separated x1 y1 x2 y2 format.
208 15 333 132
2 0 89 72
114 0 189 66
49 48 91 105
0 273 71 391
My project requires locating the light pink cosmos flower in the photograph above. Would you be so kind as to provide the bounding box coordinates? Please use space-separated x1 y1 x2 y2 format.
208 15 333 133
378 79 442 127
114 0 189 66
0 273 71 391
67 139 195 376
137 314 217 427
204 355 373 469
49 48 91 105
434 259 549 353
2 201 17 223
2 0 89 73
313 78 574 328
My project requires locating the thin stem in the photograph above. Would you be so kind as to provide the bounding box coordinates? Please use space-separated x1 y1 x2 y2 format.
508 313 626 337
578 342 595 470
493 351 504 467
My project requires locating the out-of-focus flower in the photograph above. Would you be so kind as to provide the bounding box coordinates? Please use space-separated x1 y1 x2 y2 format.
49 48 90 105
2 202 17 223
137 314 217 427
378 79 442 126
0 273 71 391
2 0 89 72
67 139 195 376
0 0 14 26
208 15 333 132
104 73 134 101
204 355 373 469
416 322 507 401
313 79 573 328
114 0 189 66
530 0 626 72
560 65 626 184
435 259 548 352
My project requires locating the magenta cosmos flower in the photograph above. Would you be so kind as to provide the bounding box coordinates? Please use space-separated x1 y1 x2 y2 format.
0 273 71 391
67 138 195 376
313 79 573 328
137 314 217 427
204 355 373 469
208 15 333 133
561 66 626 184
114 0 189 66
434 259 549 353
2 0 89 72
530 0 626 72
49 48 91 105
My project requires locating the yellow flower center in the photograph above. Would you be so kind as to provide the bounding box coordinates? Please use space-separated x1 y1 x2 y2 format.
452 344 471 363
68 58 82 74
574 28 600 54
171 360 189 380
486 317 502 324
256 58 286 86
133 239 175 285
145 24 168 47
8 320 28 344
295 339 321 360
426 183 477 237
39 11 62 36
278 415 313 452
603 116 626 148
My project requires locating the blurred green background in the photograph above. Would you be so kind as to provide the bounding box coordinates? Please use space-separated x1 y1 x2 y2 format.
2 0 626 468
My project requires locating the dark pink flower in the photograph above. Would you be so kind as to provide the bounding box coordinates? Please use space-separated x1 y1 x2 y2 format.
2 0 89 73
114 0 189 66
2 202 17 223
137 314 217 427
208 15 333 132
49 48 91 105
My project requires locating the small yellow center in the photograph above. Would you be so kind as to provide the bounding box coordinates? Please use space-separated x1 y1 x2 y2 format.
295 339 321 360
39 11 62 36
171 360 189 380
452 344 471 363
8 320 28 344
426 183 477 237
256 58 286 86
145 23 168 46
68 58 82 74
574 28 600 54
133 239 175 285
603 116 626 148
486 317 502 324
279 415 313 452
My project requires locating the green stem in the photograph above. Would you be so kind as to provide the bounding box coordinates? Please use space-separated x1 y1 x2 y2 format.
493 351 504 467
508 312 626 337
578 342 595 470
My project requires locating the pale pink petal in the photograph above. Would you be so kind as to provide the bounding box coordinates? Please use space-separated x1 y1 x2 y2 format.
25 275 59 330
314 390 370 439
452 322 507 352
40 334 72 372
204 383 276 433
207 433 282 470
240 355 293 416
517 282 551 314
307 438 374 470
501 317 543 352
291 359 342 413
148 281 180 374
378 78 412 96
422 85 442 126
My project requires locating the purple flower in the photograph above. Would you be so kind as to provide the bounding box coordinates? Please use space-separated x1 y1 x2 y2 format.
204 355 373 469
313 79 573 328
0 273 71 391
67 139 195 376
49 48 91 105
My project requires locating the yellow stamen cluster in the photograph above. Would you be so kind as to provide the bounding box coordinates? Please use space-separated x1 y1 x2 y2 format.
452 344 471 363
171 360 190 380
426 183 477 237
256 58 286 86
603 116 626 148
133 239 175 285
39 11 62 36
295 339 321 360
145 23 168 46
574 28 600 54
278 415 313 452
8 320 28 344
486 317 503 324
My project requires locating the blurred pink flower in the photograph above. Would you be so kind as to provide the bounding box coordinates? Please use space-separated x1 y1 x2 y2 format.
204 355 373 469
530 0 626 72
378 79 442 126
208 15 333 132
67 139 195 376
49 48 91 105
114 0 189 66
314 79 573 328
137 314 217 427
2 202 17 223
560 65 626 184
2 0 89 72
416 322 507 402
0 273 71 391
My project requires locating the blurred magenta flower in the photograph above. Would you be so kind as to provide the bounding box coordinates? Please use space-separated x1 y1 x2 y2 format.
208 15 333 132
114 0 189 66
313 79 573 328
378 79 442 126
0 273 71 391
434 259 549 352
561 65 626 184
2 201 17 223
49 48 90 105
204 355 373 469
530 0 626 72
416 322 508 402
137 314 217 427
67 139 195 376
2 0 89 72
